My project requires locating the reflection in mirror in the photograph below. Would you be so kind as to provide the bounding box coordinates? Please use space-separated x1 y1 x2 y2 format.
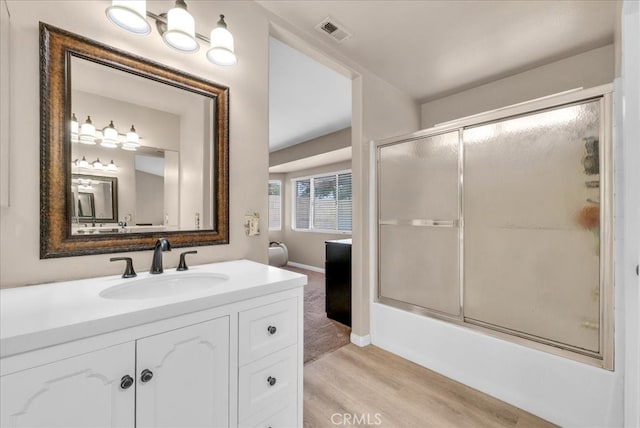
70 56 214 235
40 23 229 258
71 174 118 229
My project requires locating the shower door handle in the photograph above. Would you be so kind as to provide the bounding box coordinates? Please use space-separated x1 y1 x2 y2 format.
379 219 458 227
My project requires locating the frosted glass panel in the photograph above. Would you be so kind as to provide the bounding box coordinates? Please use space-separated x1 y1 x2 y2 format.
378 132 459 221
379 225 459 316
464 101 601 352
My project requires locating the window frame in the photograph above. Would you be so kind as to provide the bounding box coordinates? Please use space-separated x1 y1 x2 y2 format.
291 169 352 235
268 180 282 231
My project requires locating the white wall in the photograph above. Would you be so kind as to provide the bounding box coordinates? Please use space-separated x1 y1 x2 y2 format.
0 0 270 287
621 1 640 426
0 0 9 207
421 45 615 128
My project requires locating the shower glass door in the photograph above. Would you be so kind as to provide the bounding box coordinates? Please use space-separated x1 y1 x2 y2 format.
377 131 460 318
463 100 602 352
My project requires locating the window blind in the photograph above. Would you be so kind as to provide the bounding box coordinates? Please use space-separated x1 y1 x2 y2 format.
293 171 352 232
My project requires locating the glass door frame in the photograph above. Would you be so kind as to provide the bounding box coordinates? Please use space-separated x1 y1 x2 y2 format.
374 84 614 370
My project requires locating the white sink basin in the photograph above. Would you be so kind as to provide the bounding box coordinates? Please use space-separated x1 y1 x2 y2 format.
99 273 229 300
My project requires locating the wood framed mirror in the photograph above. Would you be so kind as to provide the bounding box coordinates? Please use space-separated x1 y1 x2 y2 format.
40 23 229 258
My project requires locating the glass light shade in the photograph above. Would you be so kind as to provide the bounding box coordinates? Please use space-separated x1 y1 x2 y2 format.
71 113 79 144
123 125 140 151
101 121 119 148
92 158 104 170
79 116 96 145
77 156 90 169
162 6 199 52
105 0 151 35
207 15 236 66
107 160 119 172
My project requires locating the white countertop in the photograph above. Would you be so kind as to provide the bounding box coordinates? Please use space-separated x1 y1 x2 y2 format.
0 260 306 358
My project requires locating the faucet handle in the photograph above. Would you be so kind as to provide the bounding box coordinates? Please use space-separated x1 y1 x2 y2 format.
110 257 137 278
177 251 198 271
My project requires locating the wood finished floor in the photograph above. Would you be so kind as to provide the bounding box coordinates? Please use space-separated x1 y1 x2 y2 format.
303 344 556 428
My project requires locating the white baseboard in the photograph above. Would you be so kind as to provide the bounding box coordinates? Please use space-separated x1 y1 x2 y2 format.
350 333 371 347
286 262 325 274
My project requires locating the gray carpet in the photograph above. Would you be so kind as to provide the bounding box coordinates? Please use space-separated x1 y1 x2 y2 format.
282 265 351 364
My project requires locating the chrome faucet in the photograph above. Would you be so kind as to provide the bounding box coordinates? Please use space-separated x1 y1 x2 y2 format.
150 238 171 274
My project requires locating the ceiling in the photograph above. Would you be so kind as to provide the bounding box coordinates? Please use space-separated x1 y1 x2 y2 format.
260 0 616 103
269 37 352 152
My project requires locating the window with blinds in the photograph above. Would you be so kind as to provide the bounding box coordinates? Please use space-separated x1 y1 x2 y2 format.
268 180 281 230
293 171 352 233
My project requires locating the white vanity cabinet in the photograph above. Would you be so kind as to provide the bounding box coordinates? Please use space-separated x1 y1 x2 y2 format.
136 317 230 428
1 342 136 427
1 317 230 428
0 261 306 428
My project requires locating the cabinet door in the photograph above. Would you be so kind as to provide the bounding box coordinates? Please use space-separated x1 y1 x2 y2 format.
136 317 230 428
0 342 135 428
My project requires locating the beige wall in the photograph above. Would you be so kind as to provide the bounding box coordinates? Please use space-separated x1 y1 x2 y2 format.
135 171 164 225
421 45 615 128
269 160 352 269
0 0 270 287
269 127 351 166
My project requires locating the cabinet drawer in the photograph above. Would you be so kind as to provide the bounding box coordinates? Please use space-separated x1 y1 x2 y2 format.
239 298 297 365
238 345 297 422
239 403 296 428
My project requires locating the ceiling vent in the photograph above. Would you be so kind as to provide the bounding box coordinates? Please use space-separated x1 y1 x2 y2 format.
315 17 351 43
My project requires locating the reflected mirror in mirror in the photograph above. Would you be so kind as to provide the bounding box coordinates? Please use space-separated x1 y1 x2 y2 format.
70 56 215 236
71 174 118 229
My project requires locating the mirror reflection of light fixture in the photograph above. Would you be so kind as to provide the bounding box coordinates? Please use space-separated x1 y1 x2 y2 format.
106 160 119 172
207 15 236 66
71 113 79 143
79 116 96 145
92 158 104 170
105 0 236 65
101 120 119 148
74 156 90 169
105 0 151 35
162 0 198 53
122 125 140 151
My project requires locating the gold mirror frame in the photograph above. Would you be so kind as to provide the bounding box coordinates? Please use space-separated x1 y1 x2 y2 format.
40 23 229 258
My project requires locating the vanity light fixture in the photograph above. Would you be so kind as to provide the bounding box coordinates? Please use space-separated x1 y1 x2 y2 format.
92 158 105 170
162 0 198 53
105 0 151 35
71 113 79 143
122 125 140 151
207 15 236 66
74 156 90 169
79 116 96 145
106 160 119 172
105 0 237 65
101 120 120 148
